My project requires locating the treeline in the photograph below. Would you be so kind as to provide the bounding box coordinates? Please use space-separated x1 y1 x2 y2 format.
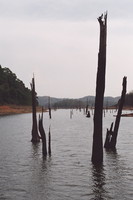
1 65 133 108
53 99 84 109
0 65 31 105
52 93 133 109
124 91 133 107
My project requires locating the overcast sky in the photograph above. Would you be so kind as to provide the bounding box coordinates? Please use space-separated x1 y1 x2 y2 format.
0 0 133 98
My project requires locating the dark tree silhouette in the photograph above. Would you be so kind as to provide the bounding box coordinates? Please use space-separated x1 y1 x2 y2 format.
86 110 90 118
124 91 133 107
104 122 113 148
31 76 40 143
91 12 107 164
38 108 47 156
104 77 127 149
48 96 52 119
0 65 31 105
48 126 51 156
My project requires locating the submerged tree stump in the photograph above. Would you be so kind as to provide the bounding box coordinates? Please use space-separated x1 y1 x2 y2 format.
104 122 113 148
91 13 107 165
48 126 51 156
38 108 47 156
86 105 89 115
86 110 90 118
31 76 40 143
48 96 52 119
104 77 127 149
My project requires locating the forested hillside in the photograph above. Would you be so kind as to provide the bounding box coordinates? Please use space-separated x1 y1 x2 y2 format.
1 64 132 107
0 65 31 105
124 91 133 107
38 96 120 109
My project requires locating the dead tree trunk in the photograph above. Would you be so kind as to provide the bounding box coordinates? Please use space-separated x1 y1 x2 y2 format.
38 108 47 156
48 96 52 119
31 76 40 143
104 77 127 149
48 126 51 156
86 98 89 115
104 122 113 148
111 77 127 147
86 110 90 118
91 13 107 164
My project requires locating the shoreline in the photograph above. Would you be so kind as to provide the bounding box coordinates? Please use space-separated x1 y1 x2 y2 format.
0 105 45 115
1 105 133 116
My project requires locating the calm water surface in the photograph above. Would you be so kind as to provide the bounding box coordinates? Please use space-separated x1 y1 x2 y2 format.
0 109 133 200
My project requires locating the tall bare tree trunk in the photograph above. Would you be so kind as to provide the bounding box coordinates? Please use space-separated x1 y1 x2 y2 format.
31 76 40 143
91 13 107 164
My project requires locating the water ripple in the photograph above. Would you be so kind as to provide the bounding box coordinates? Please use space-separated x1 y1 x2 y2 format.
0 110 132 199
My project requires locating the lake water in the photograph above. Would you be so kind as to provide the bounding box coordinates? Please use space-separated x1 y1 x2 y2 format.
0 109 133 200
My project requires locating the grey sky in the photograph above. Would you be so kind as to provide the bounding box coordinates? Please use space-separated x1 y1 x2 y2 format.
0 0 133 98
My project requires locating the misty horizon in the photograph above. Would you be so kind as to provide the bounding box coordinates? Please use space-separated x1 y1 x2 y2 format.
1 1 133 98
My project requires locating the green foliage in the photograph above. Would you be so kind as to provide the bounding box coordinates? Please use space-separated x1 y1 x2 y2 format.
0 65 31 105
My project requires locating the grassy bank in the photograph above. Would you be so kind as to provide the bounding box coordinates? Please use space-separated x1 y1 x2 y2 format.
0 105 44 115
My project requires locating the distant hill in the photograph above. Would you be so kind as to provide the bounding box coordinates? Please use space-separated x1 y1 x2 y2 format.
38 95 120 109
79 96 120 107
0 65 31 105
124 91 133 107
38 96 62 107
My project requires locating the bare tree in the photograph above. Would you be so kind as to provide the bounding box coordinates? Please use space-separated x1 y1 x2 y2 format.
48 96 52 119
104 77 127 149
91 12 107 164
38 108 47 156
31 76 40 143
48 126 51 156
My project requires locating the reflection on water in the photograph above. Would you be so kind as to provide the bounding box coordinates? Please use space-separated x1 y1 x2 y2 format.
31 143 40 157
91 147 133 200
0 110 133 200
91 164 106 200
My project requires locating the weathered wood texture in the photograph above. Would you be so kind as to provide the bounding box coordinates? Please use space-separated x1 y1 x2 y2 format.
48 126 51 156
104 122 113 148
48 96 52 119
38 108 47 156
31 77 40 143
104 77 127 149
91 13 107 164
